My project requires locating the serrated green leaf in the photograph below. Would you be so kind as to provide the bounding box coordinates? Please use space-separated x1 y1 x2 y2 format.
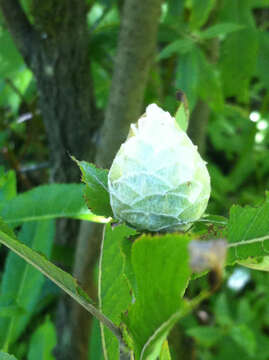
190 0 215 29
157 39 194 61
73 158 113 218
0 219 110 334
0 351 17 360
227 193 269 265
174 90 190 131
200 23 245 39
0 221 54 348
219 0 259 102
99 223 136 360
123 233 191 359
27 317 57 360
0 184 105 225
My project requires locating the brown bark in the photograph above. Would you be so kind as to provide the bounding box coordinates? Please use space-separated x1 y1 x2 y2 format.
95 0 163 168
1 0 97 182
29 1 97 183
0 1 97 359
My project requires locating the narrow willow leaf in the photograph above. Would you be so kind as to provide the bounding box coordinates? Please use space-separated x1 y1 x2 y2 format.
175 49 199 110
88 319 103 360
0 220 120 339
239 256 269 271
157 39 194 61
99 223 137 360
198 214 228 226
196 49 224 111
219 0 258 101
227 193 269 266
123 233 191 360
73 158 113 218
174 90 189 131
200 23 245 39
0 184 105 224
0 351 17 360
0 221 54 348
190 0 215 29
27 317 57 360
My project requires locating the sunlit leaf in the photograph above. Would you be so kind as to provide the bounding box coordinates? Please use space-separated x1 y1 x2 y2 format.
0 351 17 360
227 193 269 265
200 23 245 39
73 158 113 218
0 184 105 225
123 233 191 359
0 221 54 348
99 223 136 360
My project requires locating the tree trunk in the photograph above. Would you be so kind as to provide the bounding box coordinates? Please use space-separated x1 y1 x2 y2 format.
29 0 97 182
0 1 97 359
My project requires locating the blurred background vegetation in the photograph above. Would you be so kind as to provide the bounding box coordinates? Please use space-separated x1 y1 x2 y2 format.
0 0 269 359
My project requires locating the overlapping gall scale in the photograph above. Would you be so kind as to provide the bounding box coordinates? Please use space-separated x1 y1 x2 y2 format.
108 104 211 232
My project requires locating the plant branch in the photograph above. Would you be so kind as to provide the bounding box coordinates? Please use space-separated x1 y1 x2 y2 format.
95 0 163 168
0 0 37 66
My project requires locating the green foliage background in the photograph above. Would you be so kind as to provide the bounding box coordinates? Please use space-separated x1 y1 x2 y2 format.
0 0 269 359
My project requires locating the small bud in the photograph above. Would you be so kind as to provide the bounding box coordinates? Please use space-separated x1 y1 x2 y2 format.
108 104 211 232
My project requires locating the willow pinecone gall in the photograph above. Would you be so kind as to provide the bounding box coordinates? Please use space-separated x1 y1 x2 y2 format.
108 104 211 232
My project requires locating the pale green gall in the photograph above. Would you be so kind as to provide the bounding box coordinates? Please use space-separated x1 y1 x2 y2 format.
108 104 211 232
